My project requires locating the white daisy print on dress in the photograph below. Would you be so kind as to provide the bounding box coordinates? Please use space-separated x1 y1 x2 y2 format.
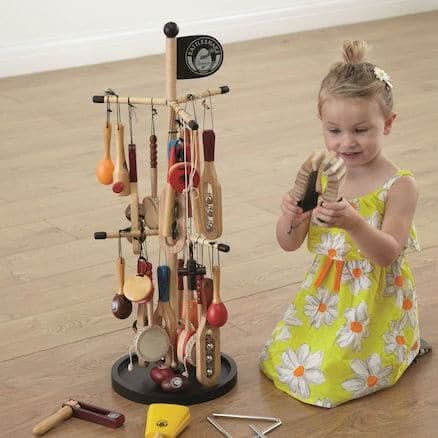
377 188 388 203
259 337 273 362
342 353 392 398
399 284 417 329
341 259 373 295
315 398 333 408
315 233 350 260
383 319 408 363
304 287 339 329
407 226 421 251
384 257 404 305
336 302 370 352
276 344 325 399
275 325 291 341
365 211 382 229
282 303 303 327
406 339 420 366
349 199 360 211
301 258 319 290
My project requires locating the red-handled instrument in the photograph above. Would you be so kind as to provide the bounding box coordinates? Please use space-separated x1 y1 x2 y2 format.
128 143 141 253
200 129 222 239
207 265 228 327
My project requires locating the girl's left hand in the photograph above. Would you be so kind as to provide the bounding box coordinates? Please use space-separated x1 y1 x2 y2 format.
313 199 359 230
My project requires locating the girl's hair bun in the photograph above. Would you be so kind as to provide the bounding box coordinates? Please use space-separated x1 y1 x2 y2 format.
342 40 368 64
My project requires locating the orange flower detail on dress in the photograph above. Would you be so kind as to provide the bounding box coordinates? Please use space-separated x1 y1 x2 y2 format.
366 375 378 387
402 298 413 311
294 365 305 377
394 275 404 287
318 303 327 312
396 335 405 345
350 321 363 333
328 248 337 258
411 340 419 351
352 268 362 278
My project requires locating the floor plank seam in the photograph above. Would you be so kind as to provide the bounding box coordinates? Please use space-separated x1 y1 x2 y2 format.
0 327 130 364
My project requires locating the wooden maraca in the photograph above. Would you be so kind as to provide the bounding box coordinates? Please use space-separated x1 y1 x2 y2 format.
96 122 114 185
112 257 132 319
207 265 228 327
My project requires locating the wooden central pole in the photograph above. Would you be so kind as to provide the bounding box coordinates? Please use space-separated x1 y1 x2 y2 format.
163 22 180 318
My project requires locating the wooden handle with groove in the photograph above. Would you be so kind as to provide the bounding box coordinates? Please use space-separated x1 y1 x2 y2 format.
128 144 140 253
150 134 158 197
103 122 112 160
117 257 125 295
32 405 73 436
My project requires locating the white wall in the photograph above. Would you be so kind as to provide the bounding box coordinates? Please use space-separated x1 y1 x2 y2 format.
1 0 438 78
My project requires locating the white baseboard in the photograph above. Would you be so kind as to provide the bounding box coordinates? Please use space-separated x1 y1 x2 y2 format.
1 0 437 78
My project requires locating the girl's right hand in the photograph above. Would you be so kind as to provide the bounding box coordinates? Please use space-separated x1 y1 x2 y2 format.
281 193 312 227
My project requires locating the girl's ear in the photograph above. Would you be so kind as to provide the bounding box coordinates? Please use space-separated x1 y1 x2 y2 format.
383 112 397 135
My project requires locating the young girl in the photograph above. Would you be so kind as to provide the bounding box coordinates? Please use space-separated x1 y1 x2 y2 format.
259 40 422 408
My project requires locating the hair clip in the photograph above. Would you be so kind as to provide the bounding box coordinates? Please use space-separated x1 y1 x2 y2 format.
373 66 393 89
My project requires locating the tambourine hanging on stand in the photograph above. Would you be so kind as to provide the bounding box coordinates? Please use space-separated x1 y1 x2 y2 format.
288 150 346 230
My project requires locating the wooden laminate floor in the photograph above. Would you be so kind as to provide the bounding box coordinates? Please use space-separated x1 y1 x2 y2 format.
1 11 437 438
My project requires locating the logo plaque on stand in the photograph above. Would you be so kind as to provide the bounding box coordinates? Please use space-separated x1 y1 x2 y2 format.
177 35 224 80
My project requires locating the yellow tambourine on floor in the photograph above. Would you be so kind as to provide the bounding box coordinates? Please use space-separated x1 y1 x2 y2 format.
145 403 191 438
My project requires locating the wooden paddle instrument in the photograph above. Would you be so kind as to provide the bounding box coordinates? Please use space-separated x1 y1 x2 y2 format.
200 129 222 239
96 122 114 185
153 266 178 367
196 268 221 386
112 123 130 196
176 276 196 366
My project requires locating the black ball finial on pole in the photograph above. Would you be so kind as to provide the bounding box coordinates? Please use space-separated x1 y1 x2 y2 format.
163 22 179 38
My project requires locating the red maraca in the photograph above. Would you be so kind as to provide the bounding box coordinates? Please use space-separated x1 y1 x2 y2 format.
150 363 174 384
206 265 228 327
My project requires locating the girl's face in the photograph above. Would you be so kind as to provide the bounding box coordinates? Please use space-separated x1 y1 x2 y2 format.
320 96 396 168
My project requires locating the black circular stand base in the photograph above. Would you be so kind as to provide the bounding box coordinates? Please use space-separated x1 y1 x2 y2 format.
111 353 237 405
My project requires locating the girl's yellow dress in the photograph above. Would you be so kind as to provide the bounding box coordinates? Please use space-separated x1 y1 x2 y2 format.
260 170 421 408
